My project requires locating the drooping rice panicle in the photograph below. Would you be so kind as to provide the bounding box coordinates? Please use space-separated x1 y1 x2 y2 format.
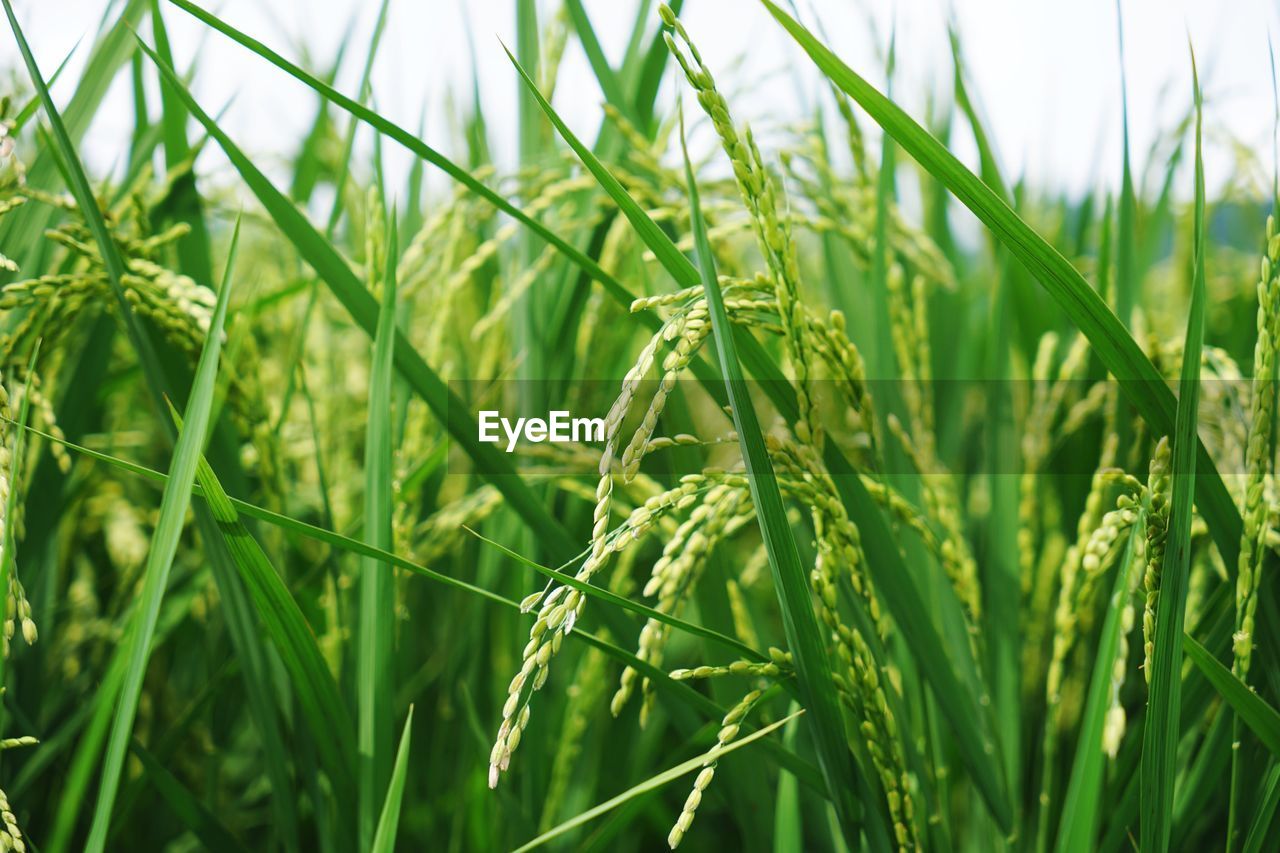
886 412 981 631
619 305 712 481
1142 436 1173 683
612 481 749 722
1233 216 1280 678
660 3 822 446
1103 510 1148 758
666 688 765 849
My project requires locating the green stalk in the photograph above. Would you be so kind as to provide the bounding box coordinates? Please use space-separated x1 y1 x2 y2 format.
1140 52 1206 853
952 25 1022 819
358 210 398 849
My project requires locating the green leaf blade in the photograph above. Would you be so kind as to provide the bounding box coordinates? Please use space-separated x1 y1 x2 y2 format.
1140 56 1208 853
81 194 238 853
358 209 398 849
371 707 414 853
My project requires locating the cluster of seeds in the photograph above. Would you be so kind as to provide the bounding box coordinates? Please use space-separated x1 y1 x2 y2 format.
613 482 750 723
666 688 764 849
1142 438 1173 682
1233 216 1280 676
0 783 26 853
0 180 36 847
670 647 791 681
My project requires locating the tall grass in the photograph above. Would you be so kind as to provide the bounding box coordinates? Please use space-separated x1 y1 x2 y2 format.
0 0 1276 850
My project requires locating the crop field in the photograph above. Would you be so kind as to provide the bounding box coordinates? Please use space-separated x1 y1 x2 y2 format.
0 0 1278 850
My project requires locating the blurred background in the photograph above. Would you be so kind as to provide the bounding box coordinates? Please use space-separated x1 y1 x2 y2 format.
14 0 1280 198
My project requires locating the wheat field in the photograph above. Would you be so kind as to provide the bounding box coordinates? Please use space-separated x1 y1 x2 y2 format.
0 0 1277 850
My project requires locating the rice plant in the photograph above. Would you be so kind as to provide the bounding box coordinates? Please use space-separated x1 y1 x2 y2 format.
0 0 1277 850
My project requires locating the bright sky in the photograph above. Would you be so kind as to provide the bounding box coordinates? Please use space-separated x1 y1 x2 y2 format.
9 0 1280 200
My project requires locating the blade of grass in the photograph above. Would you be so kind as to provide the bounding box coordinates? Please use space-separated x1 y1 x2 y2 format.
679 108 870 850
774 702 804 853
759 0 1242 569
149 0 213 285
323 0 390 237
1243 763 1280 853
130 50 152 158
1182 634 1280 757
629 0 682 134
515 0 548 451
1140 51 1207 853
948 25 1009 201
516 0 540 166
370 706 414 853
80 189 237 853
564 0 629 117
514 710 804 853
1113 0 1137 325
130 740 249 852
188 449 358 797
290 28 351 202
358 207 397 850
402 111 426 237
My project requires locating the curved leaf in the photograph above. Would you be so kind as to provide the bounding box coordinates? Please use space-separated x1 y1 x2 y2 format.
758 0 1242 569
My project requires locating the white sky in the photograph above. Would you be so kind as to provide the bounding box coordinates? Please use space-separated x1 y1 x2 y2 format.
7 0 1280 202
